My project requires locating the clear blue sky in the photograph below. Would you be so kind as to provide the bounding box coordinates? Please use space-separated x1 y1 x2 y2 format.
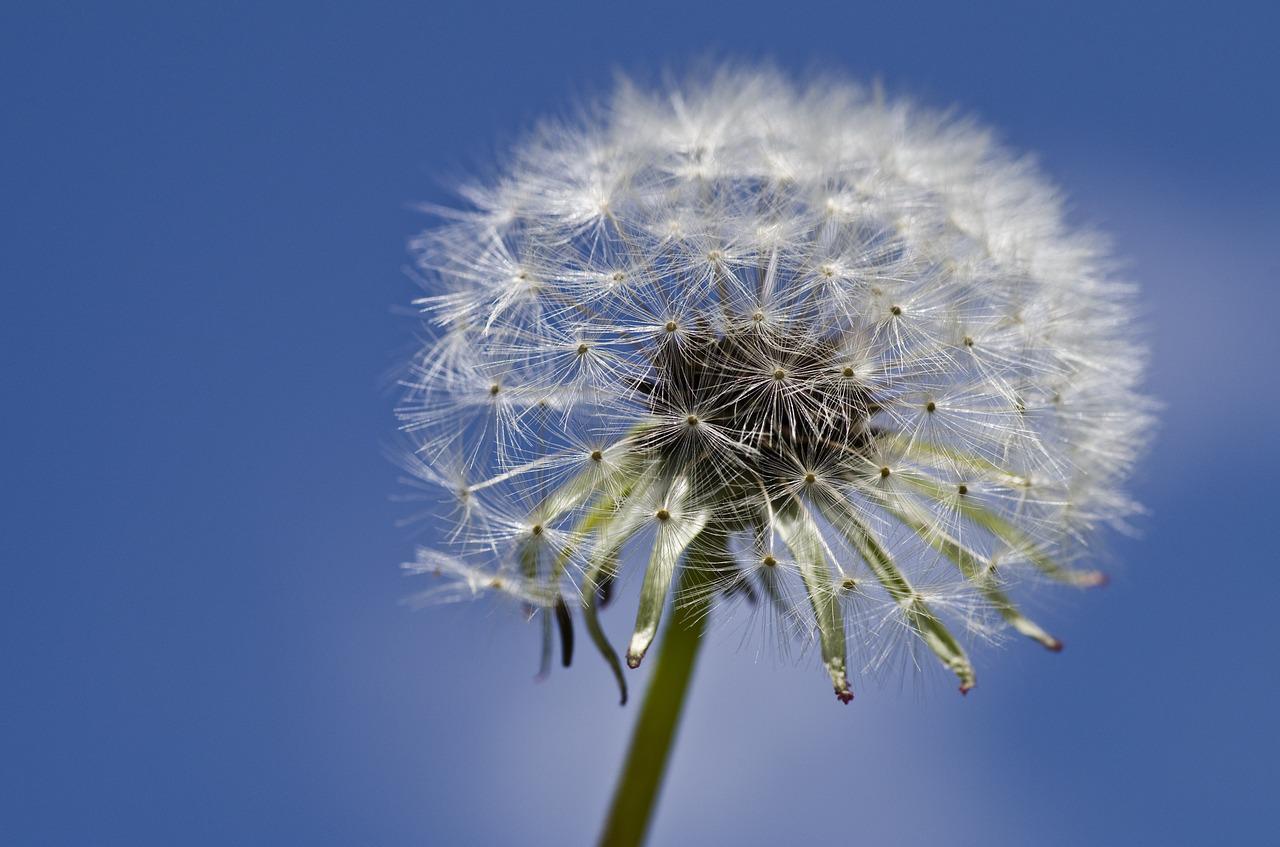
3 2 1277 844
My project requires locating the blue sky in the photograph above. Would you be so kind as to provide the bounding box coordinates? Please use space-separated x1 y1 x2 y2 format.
2 2 1278 844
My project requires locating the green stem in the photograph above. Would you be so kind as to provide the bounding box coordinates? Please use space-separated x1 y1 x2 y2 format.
598 530 720 847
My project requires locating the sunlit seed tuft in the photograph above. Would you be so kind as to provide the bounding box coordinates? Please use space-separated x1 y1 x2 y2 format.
398 67 1153 703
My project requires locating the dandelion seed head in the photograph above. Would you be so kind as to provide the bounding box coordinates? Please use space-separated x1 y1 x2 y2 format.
397 67 1153 703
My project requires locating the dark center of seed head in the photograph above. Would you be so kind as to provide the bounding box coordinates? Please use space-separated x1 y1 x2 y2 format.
647 329 877 493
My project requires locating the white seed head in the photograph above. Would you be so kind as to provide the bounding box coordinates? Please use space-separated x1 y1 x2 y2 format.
397 67 1153 703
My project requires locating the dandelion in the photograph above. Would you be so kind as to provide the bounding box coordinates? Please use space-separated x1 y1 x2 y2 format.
396 67 1152 846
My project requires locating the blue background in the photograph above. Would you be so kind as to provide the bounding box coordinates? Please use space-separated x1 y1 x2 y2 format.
3 2 1277 844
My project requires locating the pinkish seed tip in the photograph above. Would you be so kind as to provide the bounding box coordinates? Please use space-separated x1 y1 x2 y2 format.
959 682 974 696
1081 570 1110 588
836 689 854 704
1048 639 1065 653
625 654 642 670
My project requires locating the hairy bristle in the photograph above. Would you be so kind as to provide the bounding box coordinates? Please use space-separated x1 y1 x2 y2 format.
397 67 1152 702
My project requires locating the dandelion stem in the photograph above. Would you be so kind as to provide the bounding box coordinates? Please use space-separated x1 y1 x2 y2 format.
598 529 721 847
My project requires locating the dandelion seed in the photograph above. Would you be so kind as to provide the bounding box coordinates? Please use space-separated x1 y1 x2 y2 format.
398 67 1153 714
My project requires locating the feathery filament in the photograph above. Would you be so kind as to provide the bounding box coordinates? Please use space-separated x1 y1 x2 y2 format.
397 69 1152 703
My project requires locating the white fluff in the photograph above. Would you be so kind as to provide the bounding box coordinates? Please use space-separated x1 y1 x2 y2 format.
396 68 1153 702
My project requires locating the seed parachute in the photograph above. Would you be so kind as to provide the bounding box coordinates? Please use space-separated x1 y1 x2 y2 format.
396 68 1153 703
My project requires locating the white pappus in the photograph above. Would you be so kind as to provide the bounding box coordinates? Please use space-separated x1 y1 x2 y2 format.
395 67 1153 704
